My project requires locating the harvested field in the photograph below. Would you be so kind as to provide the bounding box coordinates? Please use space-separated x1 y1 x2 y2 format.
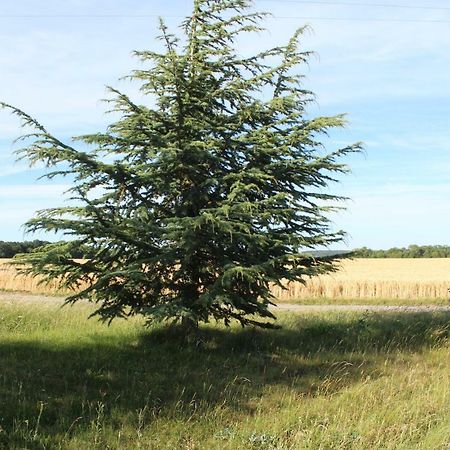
273 258 450 301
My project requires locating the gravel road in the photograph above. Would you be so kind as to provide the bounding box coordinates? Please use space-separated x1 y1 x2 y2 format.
2 291 450 313
274 303 450 313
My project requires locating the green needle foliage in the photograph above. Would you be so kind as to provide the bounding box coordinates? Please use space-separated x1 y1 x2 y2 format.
2 0 361 330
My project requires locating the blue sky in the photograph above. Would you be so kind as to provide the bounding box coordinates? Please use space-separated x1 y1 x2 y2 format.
1 0 450 249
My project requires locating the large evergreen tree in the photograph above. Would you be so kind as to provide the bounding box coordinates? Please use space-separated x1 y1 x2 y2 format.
2 0 361 329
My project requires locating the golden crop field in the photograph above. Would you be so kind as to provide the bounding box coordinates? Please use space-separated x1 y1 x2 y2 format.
0 259 73 295
2 257 450 301
272 258 450 301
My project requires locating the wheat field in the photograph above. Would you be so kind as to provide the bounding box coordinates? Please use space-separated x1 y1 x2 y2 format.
0 259 73 295
272 258 450 301
2 257 450 301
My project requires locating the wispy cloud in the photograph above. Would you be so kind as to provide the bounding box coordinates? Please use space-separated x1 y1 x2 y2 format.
1 0 449 246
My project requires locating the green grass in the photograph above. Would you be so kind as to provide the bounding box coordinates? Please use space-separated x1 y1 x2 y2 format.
1 302 450 449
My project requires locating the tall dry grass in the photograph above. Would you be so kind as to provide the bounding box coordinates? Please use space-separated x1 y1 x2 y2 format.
2 257 450 301
272 258 450 301
0 259 73 295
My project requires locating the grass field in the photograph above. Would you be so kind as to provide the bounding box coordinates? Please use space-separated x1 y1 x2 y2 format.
1 300 450 449
2 258 450 304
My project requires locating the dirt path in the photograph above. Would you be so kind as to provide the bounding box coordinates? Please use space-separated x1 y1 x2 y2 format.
274 303 450 313
2 291 450 313
0 291 66 303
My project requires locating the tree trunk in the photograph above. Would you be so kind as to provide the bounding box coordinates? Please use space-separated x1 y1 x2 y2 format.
180 316 199 341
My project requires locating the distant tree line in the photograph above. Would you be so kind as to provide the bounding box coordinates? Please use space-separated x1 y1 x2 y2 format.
2 241 450 259
0 240 50 258
353 245 450 258
0 241 87 259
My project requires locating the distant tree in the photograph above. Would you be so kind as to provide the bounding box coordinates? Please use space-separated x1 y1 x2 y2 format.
2 0 360 331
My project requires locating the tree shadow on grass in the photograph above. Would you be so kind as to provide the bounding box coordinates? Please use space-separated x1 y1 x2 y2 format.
1 311 450 448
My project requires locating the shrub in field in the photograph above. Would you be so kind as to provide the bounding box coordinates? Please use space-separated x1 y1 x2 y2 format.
1 0 360 330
